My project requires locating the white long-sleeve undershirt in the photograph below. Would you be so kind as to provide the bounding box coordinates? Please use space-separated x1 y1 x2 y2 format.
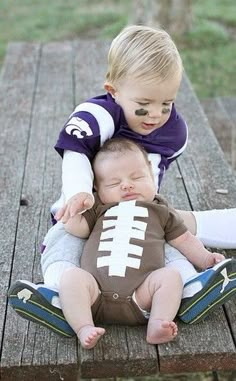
62 150 94 201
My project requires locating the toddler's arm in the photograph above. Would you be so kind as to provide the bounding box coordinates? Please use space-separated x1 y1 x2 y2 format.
169 231 225 270
56 150 95 222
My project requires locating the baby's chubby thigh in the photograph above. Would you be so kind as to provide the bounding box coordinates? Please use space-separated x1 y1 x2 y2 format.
134 267 183 313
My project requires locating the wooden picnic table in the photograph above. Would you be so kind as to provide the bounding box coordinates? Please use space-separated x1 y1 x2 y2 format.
1 40 236 380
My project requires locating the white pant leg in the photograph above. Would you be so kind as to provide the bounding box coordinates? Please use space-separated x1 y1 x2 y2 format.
41 222 86 276
193 208 236 249
164 243 198 284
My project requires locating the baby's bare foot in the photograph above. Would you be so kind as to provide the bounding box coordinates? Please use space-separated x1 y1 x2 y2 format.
78 325 105 349
147 319 178 344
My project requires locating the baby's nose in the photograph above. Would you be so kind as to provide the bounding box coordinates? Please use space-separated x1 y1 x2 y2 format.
122 183 134 190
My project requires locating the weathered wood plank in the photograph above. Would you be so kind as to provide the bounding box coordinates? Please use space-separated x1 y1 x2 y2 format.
159 309 236 373
224 295 236 344
2 42 78 380
201 97 235 169
156 75 236 373
176 76 236 211
74 39 109 102
220 97 236 171
0 42 40 376
221 97 236 122
80 326 158 378
0 365 78 381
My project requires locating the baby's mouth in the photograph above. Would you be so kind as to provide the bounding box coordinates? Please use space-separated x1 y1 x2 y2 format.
122 193 138 200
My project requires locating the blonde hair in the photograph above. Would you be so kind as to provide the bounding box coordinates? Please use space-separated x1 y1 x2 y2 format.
106 25 183 85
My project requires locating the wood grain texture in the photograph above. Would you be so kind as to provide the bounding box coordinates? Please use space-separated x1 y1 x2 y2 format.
1 40 236 380
1 42 78 381
200 98 235 168
80 326 158 378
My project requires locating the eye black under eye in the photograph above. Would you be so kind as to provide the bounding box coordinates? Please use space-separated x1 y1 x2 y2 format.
135 109 148 116
162 107 171 114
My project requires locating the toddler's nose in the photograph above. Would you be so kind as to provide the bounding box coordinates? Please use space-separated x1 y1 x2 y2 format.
148 106 163 119
149 110 162 119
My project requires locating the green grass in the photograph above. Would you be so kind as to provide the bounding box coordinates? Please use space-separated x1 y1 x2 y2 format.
0 0 235 98
178 0 236 97
195 0 236 27
0 0 128 64
181 42 236 97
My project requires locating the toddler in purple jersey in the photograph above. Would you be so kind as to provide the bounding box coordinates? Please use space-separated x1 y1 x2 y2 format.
8 25 236 337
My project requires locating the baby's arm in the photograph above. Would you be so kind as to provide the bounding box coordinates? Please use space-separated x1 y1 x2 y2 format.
64 214 90 239
56 192 94 223
169 231 225 270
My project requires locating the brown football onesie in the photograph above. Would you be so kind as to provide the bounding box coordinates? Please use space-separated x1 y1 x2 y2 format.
81 194 187 325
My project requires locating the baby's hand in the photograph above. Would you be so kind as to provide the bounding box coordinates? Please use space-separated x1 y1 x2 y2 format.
205 252 225 268
55 192 94 223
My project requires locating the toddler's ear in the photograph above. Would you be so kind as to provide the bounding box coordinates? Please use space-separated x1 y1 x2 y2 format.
104 82 116 98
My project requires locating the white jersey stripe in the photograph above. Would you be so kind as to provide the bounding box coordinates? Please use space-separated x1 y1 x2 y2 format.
73 102 115 145
168 121 188 159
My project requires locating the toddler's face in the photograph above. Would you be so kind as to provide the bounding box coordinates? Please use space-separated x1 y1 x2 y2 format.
94 150 156 204
111 73 181 135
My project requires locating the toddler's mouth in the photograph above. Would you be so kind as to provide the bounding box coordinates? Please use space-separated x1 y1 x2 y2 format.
142 122 157 130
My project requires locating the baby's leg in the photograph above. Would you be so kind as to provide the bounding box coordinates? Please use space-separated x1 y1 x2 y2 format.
147 320 178 344
78 325 106 349
60 268 105 349
135 267 183 344
178 208 236 249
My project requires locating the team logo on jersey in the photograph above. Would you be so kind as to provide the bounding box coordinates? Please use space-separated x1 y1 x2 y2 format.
65 116 93 138
97 201 148 277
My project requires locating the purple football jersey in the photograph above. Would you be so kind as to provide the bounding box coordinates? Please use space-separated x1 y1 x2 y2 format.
55 93 188 190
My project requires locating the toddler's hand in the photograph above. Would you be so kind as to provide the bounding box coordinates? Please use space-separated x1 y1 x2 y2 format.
55 192 94 223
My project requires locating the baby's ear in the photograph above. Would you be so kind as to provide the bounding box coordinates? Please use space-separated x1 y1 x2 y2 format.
104 82 116 98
